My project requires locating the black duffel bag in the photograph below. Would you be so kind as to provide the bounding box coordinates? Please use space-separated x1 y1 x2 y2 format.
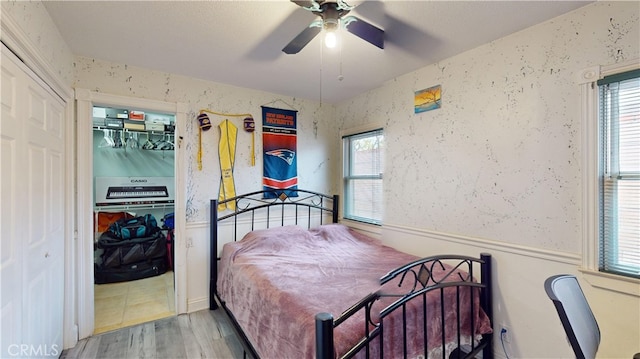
94 257 167 284
97 231 166 269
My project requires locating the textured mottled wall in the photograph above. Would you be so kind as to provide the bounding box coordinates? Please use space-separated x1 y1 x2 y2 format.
335 3 639 358
337 2 639 252
1 1 74 85
74 58 339 223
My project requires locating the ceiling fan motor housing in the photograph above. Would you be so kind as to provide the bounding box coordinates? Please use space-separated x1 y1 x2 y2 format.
319 2 347 31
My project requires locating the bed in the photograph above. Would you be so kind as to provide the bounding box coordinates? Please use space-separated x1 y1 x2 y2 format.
209 189 494 359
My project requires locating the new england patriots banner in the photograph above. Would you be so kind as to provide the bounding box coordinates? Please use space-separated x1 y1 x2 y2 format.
262 106 298 199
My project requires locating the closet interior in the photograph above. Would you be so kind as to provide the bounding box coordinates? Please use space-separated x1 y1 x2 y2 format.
92 105 176 333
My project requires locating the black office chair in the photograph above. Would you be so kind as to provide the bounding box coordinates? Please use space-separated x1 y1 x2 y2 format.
544 274 600 359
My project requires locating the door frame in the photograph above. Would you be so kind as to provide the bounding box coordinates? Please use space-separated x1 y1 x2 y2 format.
75 89 188 339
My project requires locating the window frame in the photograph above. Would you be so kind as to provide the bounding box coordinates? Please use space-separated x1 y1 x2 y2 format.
597 70 640 278
341 124 384 226
579 60 640 296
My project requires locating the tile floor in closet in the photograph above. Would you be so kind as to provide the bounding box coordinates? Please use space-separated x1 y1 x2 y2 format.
94 271 175 334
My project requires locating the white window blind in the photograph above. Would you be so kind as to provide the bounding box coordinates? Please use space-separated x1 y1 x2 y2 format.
343 129 384 224
597 69 640 279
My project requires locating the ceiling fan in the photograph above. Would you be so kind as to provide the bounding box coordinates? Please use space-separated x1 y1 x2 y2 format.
282 0 384 54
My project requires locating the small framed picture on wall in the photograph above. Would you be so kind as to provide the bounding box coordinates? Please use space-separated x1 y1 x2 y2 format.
414 85 441 113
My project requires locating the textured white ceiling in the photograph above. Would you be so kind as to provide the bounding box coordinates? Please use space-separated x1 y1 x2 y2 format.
44 0 593 103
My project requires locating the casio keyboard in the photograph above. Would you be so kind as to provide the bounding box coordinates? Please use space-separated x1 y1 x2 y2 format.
106 185 169 199
96 177 174 206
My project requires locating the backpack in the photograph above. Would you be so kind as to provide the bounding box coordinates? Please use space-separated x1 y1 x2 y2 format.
108 214 158 240
162 212 174 229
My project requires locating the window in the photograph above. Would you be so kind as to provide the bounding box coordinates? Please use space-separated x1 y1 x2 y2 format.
597 69 640 279
342 129 384 224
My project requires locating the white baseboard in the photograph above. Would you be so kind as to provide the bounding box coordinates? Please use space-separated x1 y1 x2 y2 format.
187 297 210 313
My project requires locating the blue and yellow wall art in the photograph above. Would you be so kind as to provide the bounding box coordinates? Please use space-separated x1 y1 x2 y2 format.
414 85 441 113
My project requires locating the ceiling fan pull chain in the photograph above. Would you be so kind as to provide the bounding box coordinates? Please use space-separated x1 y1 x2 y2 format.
338 44 344 81
319 38 323 107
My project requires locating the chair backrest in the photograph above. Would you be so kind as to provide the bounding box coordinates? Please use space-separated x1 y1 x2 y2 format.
544 274 601 359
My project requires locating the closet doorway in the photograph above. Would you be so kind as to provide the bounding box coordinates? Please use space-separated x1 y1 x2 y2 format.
75 89 187 339
92 105 176 333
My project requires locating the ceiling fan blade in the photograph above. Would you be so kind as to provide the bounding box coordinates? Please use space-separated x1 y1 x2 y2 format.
282 22 323 54
291 0 320 11
343 15 384 49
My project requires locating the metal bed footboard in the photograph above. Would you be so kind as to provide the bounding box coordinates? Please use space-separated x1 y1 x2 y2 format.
316 253 494 359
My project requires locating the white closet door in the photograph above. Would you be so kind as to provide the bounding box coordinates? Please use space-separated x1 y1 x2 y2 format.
1 44 65 358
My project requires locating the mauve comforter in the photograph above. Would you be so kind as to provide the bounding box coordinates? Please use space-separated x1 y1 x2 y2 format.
217 224 491 359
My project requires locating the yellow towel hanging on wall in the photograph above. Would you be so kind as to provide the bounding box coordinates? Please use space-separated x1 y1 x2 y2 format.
218 119 237 211
196 109 254 170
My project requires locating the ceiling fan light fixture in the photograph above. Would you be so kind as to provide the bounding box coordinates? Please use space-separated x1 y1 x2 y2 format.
324 30 337 48
283 0 383 54
323 17 339 49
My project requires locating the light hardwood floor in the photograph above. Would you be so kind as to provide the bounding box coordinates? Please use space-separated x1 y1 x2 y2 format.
61 309 247 359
